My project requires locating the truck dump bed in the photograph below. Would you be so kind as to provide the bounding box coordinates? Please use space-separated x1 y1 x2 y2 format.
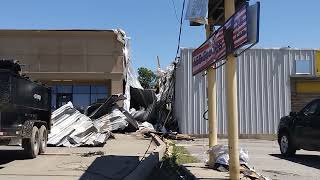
0 60 51 134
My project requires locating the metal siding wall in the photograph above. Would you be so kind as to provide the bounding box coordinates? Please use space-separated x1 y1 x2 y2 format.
175 48 208 134
176 48 315 135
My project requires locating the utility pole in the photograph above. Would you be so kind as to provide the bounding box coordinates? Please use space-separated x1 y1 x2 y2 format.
224 0 240 179
205 19 218 166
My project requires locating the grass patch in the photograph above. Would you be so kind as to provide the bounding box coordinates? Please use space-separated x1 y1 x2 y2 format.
148 140 199 180
163 141 199 169
173 145 199 165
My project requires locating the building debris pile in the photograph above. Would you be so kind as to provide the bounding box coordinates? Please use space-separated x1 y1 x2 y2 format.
206 145 271 180
155 63 178 132
48 95 137 147
129 62 179 133
48 61 181 147
48 102 111 147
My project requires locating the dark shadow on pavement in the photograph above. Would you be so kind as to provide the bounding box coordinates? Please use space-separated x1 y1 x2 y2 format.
79 155 140 180
0 149 28 166
270 153 320 170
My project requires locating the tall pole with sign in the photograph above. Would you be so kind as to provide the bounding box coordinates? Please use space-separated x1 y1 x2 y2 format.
191 1 259 178
225 0 240 179
205 19 218 166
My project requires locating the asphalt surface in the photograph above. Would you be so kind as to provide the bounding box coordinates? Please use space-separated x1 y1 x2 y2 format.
177 138 320 180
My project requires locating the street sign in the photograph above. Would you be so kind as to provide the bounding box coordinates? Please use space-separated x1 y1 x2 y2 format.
192 2 260 75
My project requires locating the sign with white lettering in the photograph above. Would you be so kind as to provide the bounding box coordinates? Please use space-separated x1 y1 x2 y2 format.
192 2 260 75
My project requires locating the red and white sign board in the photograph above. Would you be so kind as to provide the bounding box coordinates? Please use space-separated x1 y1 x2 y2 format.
192 5 249 75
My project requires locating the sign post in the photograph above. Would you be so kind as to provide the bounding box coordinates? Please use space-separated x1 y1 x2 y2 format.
192 1 260 179
205 20 218 166
224 0 239 179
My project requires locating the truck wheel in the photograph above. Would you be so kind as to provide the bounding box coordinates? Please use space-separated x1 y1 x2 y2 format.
279 132 296 157
39 125 47 154
23 126 40 159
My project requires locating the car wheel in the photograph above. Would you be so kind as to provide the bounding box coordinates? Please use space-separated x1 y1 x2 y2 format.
23 126 40 159
39 125 47 154
279 132 296 157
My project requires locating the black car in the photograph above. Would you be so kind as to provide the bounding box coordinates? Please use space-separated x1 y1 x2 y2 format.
278 99 320 157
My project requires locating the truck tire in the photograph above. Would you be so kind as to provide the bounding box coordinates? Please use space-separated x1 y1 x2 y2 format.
23 126 40 159
39 125 47 154
279 132 296 157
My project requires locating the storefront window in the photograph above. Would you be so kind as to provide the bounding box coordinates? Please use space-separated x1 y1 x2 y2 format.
51 84 108 110
51 94 56 110
73 85 90 93
57 85 72 93
91 85 107 94
73 94 90 112
91 94 107 104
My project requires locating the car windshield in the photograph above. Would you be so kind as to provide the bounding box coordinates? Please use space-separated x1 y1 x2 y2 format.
302 101 320 115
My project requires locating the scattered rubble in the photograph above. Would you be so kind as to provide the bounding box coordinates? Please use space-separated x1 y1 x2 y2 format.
155 63 178 132
47 61 184 148
206 145 249 167
81 151 105 157
48 102 112 147
206 145 271 180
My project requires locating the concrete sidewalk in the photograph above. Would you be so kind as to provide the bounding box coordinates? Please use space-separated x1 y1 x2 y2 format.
177 138 320 180
0 133 166 180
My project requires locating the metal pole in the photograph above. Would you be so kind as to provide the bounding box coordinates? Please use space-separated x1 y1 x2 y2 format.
206 20 218 166
224 0 240 179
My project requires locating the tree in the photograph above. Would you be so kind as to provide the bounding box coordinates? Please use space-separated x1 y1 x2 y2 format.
137 67 157 89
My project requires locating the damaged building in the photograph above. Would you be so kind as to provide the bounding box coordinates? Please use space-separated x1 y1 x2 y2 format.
0 29 126 111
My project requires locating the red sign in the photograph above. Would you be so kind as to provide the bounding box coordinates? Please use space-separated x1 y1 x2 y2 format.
192 5 248 75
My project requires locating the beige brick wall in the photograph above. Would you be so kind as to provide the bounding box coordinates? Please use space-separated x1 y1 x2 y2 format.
0 30 124 81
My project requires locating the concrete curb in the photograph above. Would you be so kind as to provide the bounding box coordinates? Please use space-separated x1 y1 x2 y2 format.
191 134 277 140
123 134 166 180
180 165 197 180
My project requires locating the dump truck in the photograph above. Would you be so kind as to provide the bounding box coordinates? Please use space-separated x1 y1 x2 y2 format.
0 60 51 158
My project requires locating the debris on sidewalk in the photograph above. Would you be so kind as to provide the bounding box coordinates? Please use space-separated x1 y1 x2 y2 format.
87 94 126 119
138 121 155 131
240 165 271 180
164 133 195 141
206 145 270 180
80 151 105 157
93 105 138 132
206 145 249 168
48 102 112 147
48 94 140 147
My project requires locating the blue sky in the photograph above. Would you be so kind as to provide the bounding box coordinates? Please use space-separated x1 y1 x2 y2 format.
0 0 319 70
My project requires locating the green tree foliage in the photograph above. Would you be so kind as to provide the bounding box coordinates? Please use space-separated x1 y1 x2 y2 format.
138 67 157 89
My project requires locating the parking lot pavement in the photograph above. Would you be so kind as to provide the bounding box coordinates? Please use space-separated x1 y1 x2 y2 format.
0 134 158 180
177 138 320 180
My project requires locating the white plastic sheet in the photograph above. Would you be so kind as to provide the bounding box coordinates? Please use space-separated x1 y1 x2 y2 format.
206 145 249 167
122 36 143 111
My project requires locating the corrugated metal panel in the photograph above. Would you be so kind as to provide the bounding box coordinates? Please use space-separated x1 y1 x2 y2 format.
176 48 316 135
175 48 208 134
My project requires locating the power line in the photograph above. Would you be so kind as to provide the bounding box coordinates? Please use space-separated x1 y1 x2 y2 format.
175 0 186 60
121 137 154 180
